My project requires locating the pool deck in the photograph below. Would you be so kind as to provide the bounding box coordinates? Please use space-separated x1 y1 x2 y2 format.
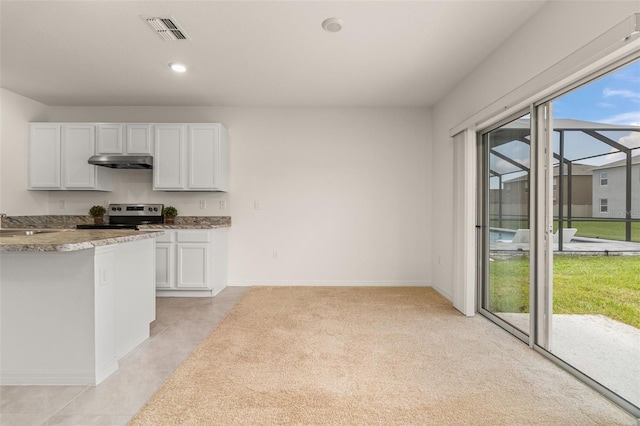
497 312 640 408
491 235 640 254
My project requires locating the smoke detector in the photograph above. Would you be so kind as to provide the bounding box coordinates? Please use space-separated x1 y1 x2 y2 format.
322 17 343 33
141 16 190 41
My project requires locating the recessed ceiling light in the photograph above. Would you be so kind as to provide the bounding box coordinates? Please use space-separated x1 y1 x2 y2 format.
169 63 187 73
322 17 343 33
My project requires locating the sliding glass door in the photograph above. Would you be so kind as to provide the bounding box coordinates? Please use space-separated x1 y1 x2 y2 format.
540 60 640 409
479 113 532 340
479 58 640 415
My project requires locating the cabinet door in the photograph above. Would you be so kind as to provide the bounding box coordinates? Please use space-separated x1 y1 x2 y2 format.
28 124 61 189
155 243 174 289
188 125 220 190
126 124 152 155
96 124 123 154
154 125 185 190
62 124 96 188
176 244 209 288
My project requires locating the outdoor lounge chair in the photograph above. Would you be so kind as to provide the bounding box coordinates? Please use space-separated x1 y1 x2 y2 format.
553 228 577 243
497 228 529 243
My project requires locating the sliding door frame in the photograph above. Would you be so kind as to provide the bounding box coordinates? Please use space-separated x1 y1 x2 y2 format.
476 55 640 418
461 15 640 416
530 95 640 419
531 102 553 350
476 110 534 346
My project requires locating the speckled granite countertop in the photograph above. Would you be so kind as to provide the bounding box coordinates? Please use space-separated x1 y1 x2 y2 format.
0 229 162 253
140 216 231 229
1 215 231 230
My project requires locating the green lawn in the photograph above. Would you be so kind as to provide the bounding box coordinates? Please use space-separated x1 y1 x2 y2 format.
488 255 640 328
557 220 640 242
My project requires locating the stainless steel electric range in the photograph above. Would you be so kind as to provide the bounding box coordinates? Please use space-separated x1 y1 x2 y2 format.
76 203 164 230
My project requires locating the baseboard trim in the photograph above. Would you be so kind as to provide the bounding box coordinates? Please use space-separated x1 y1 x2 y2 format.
156 289 215 297
227 280 431 287
0 363 117 385
430 284 453 302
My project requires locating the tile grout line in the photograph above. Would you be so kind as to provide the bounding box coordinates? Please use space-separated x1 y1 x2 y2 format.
39 385 92 426
6 290 250 425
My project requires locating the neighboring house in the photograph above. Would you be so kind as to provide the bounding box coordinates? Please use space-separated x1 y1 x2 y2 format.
552 163 593 218
496 163 593 221
592 155 640 219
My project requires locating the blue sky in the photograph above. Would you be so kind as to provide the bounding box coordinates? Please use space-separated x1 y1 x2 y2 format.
553 59 640 126
491 59 640 182
552 59 640 165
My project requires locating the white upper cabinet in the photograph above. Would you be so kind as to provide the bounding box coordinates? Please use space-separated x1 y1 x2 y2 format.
154 123 228 192
96 124 123 154
153 124 185 190
28 122 227 192
29 123 112 191
28 123 62 189
97 124 152 155
126 124 153 155
62 124 98 188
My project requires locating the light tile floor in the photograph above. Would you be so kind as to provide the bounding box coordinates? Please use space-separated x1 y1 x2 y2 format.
0 286 250 426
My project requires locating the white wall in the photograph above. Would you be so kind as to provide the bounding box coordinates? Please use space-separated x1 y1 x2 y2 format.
2 99 432 287
431 1 639 298
0 88 50 214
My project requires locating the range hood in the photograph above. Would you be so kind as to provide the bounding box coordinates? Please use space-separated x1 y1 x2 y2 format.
88 155 153 169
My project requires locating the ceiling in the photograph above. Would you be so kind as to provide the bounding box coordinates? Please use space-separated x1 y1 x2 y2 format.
0 1 547 107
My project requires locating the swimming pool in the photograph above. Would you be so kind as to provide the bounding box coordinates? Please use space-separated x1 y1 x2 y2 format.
489 229 516 242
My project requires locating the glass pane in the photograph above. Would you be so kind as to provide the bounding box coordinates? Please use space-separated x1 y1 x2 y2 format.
483 114 531 335
545 59 640 409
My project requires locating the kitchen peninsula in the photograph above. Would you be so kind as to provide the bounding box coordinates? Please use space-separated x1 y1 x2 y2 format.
0 229 160 385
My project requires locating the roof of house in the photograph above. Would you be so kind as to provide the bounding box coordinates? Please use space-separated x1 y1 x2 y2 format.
553 163 594 176
502 163 595 183
591 154 640 171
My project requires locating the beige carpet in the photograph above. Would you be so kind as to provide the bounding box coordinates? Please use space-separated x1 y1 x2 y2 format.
130 287 634 425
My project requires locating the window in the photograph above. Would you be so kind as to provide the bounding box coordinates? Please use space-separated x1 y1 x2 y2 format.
600 198 608 213
553 177 557 190
600 171 608 186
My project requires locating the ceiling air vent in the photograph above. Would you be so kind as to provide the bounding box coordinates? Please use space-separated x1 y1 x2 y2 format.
142 16 190 41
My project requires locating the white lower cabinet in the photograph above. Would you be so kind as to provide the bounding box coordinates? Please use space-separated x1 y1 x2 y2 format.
177 243 209 288
0 238 156 385
155 228 228 297
154 243 174 289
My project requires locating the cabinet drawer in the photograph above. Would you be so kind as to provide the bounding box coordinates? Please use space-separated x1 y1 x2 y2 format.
177 230 211 243
155 230 176 243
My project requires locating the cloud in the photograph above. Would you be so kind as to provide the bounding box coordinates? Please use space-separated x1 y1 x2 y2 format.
590 132 640 165
599 111 640 126
596 102 616 109
602 88 640 102
620 131 640 149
